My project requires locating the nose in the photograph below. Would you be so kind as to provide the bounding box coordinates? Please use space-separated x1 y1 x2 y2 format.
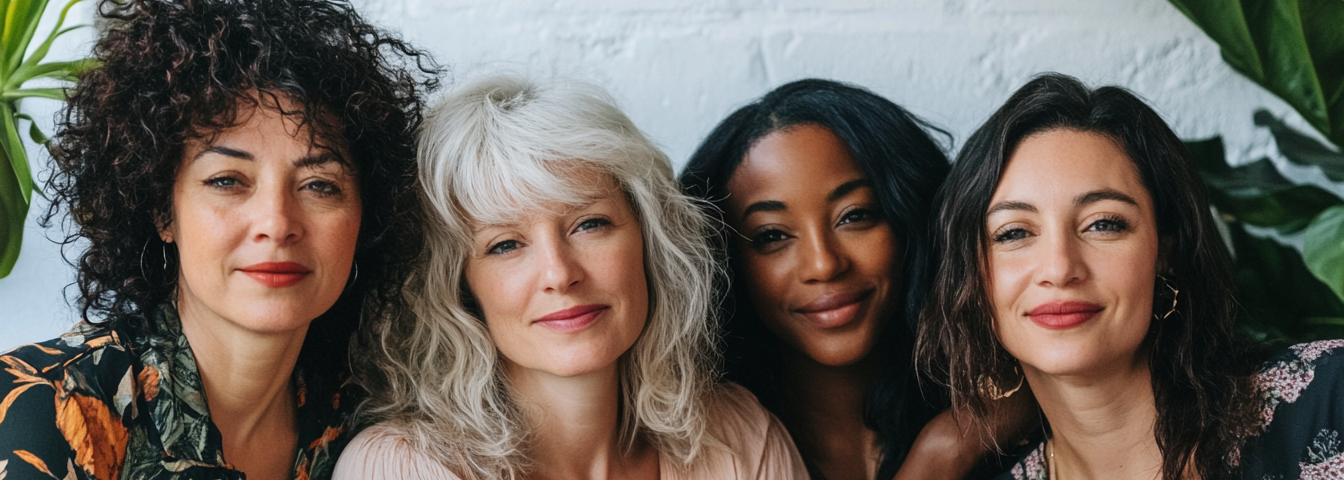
798 228 848 283
250 183 303 246
538 234 583 293
1035 229 1087 287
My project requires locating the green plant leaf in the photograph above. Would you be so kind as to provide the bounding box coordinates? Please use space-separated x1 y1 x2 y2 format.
1 87 62 101
1254 109 1344 181
1186 137 1342 232
2 0 53 76
13 0 87 79
1169 0 1344 147
1229 221 1344 343
0 102 30 203
0 145 23 278
1303 206 1344 303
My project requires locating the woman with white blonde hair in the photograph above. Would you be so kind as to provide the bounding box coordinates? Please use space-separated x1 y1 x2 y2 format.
332 75 807 479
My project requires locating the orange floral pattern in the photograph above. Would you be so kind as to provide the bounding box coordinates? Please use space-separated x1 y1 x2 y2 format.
0 304 358 480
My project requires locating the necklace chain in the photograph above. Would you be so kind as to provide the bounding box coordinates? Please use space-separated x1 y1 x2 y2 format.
1047 438 1057 480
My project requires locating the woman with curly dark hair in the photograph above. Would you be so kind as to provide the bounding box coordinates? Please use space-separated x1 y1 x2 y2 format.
918 73 1344 479
0 0 436 479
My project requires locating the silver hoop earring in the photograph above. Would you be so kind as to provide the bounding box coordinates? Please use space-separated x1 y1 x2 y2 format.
139 237 152 280
345 261 359 291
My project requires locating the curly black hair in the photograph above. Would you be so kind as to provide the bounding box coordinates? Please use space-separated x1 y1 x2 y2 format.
43 0 439 373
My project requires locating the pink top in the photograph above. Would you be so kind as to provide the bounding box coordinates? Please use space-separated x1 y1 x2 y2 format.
333 383 807 479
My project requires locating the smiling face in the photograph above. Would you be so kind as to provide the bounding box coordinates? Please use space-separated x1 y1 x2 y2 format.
464 172 649 378
986 128 1160 378
163 97 361 336
724 124 900 367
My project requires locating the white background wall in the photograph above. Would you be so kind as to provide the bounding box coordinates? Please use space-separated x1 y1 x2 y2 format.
1 0 1318 350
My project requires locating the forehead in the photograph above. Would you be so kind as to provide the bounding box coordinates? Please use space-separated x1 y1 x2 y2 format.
991 129 1148 208
186 96 350 164
725 124 864 212
466 166 625 229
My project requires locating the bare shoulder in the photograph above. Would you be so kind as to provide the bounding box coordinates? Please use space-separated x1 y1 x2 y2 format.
333 424 466 480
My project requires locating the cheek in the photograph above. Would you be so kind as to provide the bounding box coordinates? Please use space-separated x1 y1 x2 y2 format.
738 253 790 316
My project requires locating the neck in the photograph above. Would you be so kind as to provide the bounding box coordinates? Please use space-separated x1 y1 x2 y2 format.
1029 354 1163 480
176 294 306 454
776 348 880 480
507 361 657 480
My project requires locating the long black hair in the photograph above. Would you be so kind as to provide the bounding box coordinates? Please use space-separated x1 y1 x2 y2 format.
916 73 1260 479
680 78 950 479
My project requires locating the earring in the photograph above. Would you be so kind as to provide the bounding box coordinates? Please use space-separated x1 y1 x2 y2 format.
344 261 359 292
1155 274 1179 320
980 365 1024 400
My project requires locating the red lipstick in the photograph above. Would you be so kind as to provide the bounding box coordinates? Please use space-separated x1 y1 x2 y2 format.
793 289 873 328
534 304 609 333
238 261 311 288
1028 301 1103 330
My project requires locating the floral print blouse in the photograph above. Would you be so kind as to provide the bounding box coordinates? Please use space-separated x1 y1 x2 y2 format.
0 304 356 480
997 340 1344 480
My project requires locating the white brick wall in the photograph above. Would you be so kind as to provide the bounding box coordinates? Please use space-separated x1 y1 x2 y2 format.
0 0 1307 348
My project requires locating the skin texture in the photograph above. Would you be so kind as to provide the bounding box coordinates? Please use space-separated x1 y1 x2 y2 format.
724 124 899 480
160 98 361 480
986 128 1163 479
464 172 658 479
726 124 900 368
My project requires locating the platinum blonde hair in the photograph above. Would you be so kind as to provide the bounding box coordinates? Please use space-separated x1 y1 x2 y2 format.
359 74 721 479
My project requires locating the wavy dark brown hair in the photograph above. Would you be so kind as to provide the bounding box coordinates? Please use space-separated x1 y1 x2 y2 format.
43 0 439 373
916 73 1261 479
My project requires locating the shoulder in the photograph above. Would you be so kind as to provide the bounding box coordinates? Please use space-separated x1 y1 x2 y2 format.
333 424 465 480
1253 340 1344 427
682 383 806 479
993 441 1047 480
0 322 137 480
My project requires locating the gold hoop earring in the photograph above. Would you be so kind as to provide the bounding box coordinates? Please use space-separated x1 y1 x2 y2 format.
980 366 1024 400
1155 274 1179 320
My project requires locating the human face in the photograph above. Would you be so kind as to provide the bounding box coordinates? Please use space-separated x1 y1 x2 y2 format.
987 129 1160 379
464 173 649 378
163 99 361 336
725 124 900 367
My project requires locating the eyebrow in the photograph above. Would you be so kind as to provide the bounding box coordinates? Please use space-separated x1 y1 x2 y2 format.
986 189 1140 217
741 200 787 219
194 146 252 161
827 179 870 202
1075 189 1138 207
193 146 347 170
740 178 870 220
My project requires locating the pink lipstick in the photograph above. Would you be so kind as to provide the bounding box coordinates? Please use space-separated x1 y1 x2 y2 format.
534 304 609 333
1028 301 1103 330
238 261 311 288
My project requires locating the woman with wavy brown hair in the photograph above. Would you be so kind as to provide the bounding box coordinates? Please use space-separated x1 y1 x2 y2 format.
0 1 435 479
918 73 1344 479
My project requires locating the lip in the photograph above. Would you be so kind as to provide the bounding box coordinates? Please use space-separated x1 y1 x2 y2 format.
533 304 609 333
238 261 312 288
792 289 874 329
1027 301 1104 330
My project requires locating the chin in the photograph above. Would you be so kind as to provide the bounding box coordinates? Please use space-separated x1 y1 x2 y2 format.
800 341 874 367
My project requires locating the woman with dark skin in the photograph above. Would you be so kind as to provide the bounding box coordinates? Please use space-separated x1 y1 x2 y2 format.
681 79 1009 480
0 1 435 479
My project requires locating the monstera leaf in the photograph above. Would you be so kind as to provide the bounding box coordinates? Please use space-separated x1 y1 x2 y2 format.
0 0 96 278
1169 0 1344 147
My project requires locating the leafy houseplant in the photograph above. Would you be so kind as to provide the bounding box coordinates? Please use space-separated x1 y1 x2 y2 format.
1168 0 1344 342
0 0 95 278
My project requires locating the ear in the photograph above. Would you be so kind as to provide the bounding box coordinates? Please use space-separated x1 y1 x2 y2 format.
154 211 175 244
